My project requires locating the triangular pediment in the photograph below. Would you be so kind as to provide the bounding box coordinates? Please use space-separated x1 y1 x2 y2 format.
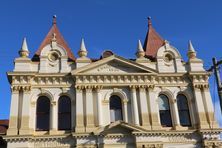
72 55 157 75
93 121 147 135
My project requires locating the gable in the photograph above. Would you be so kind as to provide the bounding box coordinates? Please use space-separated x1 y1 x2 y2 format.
72 55 157 75
84 61 147 74
93 121 147 135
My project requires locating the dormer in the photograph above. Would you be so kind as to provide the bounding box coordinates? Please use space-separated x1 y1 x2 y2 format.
32 16 75 73
156 41 186 73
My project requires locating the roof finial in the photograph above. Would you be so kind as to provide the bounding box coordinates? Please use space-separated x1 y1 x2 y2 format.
187 40 197 59
188 40 195 52
19 37 29 58
148 16 152 26
53 15 57 25
136 40 145 58
78 38 88 57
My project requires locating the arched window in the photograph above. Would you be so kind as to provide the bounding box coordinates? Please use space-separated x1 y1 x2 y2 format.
36 96 50 131
58 96 71 130
177 94 191 126
110 95 123 122
158 94 172 127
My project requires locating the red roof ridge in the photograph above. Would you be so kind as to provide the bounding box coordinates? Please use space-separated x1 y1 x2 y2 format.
33 16 75 61
143 17 165 58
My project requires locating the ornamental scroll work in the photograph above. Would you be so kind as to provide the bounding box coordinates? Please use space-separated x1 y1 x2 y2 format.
97 64 120 72
86 63 140 73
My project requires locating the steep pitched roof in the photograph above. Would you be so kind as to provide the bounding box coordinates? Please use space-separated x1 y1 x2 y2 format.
143 17 165 58
32 16 75 61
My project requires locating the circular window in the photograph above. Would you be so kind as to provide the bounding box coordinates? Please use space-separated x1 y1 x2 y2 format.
48 51 59 62
164 53 173 63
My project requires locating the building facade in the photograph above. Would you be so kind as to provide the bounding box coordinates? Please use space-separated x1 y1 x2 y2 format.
4 16 222 148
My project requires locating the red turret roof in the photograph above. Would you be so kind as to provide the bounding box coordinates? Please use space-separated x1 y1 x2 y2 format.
32 16 75 61
143 17 165 58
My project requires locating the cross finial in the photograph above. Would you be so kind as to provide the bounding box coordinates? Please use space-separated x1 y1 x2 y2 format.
53 15 57 25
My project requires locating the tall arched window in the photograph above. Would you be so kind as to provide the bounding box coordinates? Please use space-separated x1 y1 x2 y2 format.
110 95 123 122
177 94 191 126
36 96 50 131
58 96 71 130
158 94 172 127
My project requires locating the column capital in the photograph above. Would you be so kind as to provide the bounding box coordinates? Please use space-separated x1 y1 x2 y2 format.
75 85 83 93
11 86 20 93
22 86 31 93
51 101 56 106
95 85 103 92
129 85 137 91
139 87 146 92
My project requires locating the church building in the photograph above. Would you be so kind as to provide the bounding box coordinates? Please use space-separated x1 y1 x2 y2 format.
4 16 222 147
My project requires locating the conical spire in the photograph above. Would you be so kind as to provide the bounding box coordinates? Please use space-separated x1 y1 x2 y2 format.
80 38 87 52
32 15 75 61
78 38 88 57
188 40 195 52
21 38 29 51
136 40 145 58
19 38 29 58
187 40 197 59
143 17 165 59
138 40 144 52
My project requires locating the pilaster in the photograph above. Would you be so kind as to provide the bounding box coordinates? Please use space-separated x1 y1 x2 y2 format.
202 87 219 128
85 87 96 132
130 86 139 126
193 87 209 129
20 88 32 135
75 87 85 133
7 90 19 135
147 88 161 130
138 87 151 129
96 87 103 127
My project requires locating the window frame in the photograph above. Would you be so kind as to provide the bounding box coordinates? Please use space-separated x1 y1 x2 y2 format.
36 96 50 131
158 94 173 127
109 95 123 122
177 94 192 127
58 95 71 130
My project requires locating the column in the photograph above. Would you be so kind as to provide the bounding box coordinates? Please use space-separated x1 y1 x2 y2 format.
193 87 209 129
148 88 161 130
7 88 19 135
20 88 32 135
50 101 57 134
139 87 151 129
202 87 219 128
130 86 139 125
172 99 181 129
86 88 95 131
75 88 85 132
123 100 128 123
96 88 103 126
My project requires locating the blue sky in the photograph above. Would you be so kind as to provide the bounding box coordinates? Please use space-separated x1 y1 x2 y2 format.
0 0 222 125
